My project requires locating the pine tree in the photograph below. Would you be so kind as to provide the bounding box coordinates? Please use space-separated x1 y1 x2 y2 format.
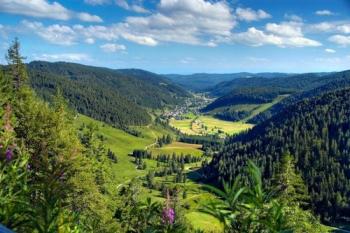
6 38 27 90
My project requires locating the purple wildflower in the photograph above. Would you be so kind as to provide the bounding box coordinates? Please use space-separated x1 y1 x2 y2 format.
162 207 175 225
5 148 13 161
162 189 175 224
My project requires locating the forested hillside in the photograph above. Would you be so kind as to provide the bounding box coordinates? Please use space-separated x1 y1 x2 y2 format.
249 70 350 124
205 88 350 223
202 87 288 112
27 61 189 127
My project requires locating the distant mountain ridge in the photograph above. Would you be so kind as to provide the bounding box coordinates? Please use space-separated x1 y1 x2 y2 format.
165 72 295 91
207 72 332 97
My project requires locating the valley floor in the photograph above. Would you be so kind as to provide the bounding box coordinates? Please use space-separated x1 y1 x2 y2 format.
75 114 223 232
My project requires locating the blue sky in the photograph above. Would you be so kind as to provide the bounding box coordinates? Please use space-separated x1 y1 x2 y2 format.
0 0 350 74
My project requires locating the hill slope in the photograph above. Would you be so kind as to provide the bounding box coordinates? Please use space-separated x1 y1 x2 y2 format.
249 70 350 124
28 61 189 127
205 88 350 223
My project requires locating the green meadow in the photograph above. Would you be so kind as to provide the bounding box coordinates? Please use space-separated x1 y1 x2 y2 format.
149 142 203 157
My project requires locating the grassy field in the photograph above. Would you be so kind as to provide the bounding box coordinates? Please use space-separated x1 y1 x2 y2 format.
169 118 198 135
170 115 253 136
75 115 164 185
75 115 224 232
198 116 253 134
149 142 203 157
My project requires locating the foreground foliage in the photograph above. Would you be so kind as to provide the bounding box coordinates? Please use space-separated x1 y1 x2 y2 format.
202 158 326 233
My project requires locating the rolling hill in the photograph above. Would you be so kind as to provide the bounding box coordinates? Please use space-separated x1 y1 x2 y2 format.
249 70 350 124
27 61 189 127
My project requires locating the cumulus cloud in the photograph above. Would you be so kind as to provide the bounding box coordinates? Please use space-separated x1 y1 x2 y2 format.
121 33 158 46
100 43 126 52
77 13 103 23
231 27 321 48
328 35 350 46
17 0 234 47
266 22 303 37
73 25 120 41
116 0 149 13
315 10 334 16
228 19 321 48
118 0 235 46
85 38 95 44
235 7 271 22
308 21 350 34
34 53 91 62
13 1 325 49
22 20 76 46
0 0 102 22
325 48 336 53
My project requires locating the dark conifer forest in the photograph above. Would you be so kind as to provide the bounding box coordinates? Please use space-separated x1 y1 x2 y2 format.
205 88 350 223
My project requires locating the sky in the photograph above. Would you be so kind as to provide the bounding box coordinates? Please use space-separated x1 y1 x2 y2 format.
0 0 350 74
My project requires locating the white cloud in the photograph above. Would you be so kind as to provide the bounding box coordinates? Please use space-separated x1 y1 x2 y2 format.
121 33 158 46
22 20 76 46
231 27 322 48
0 0 102 22
73 25 120 41
328 35 350 46
235 7 271 22
325 48 336 53
116 0 149 13
336 24 350 34
308 21 350 34
118 0 235 46
85 38 95 44
34 53 91 62
315 10 334 16
309 22 333 32
100 43 126 52
77 13 103 23
266 22 303 37
0 0 70 20
232 27 282 47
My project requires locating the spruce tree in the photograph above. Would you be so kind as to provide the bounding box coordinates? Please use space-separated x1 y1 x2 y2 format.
6 38 27 90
